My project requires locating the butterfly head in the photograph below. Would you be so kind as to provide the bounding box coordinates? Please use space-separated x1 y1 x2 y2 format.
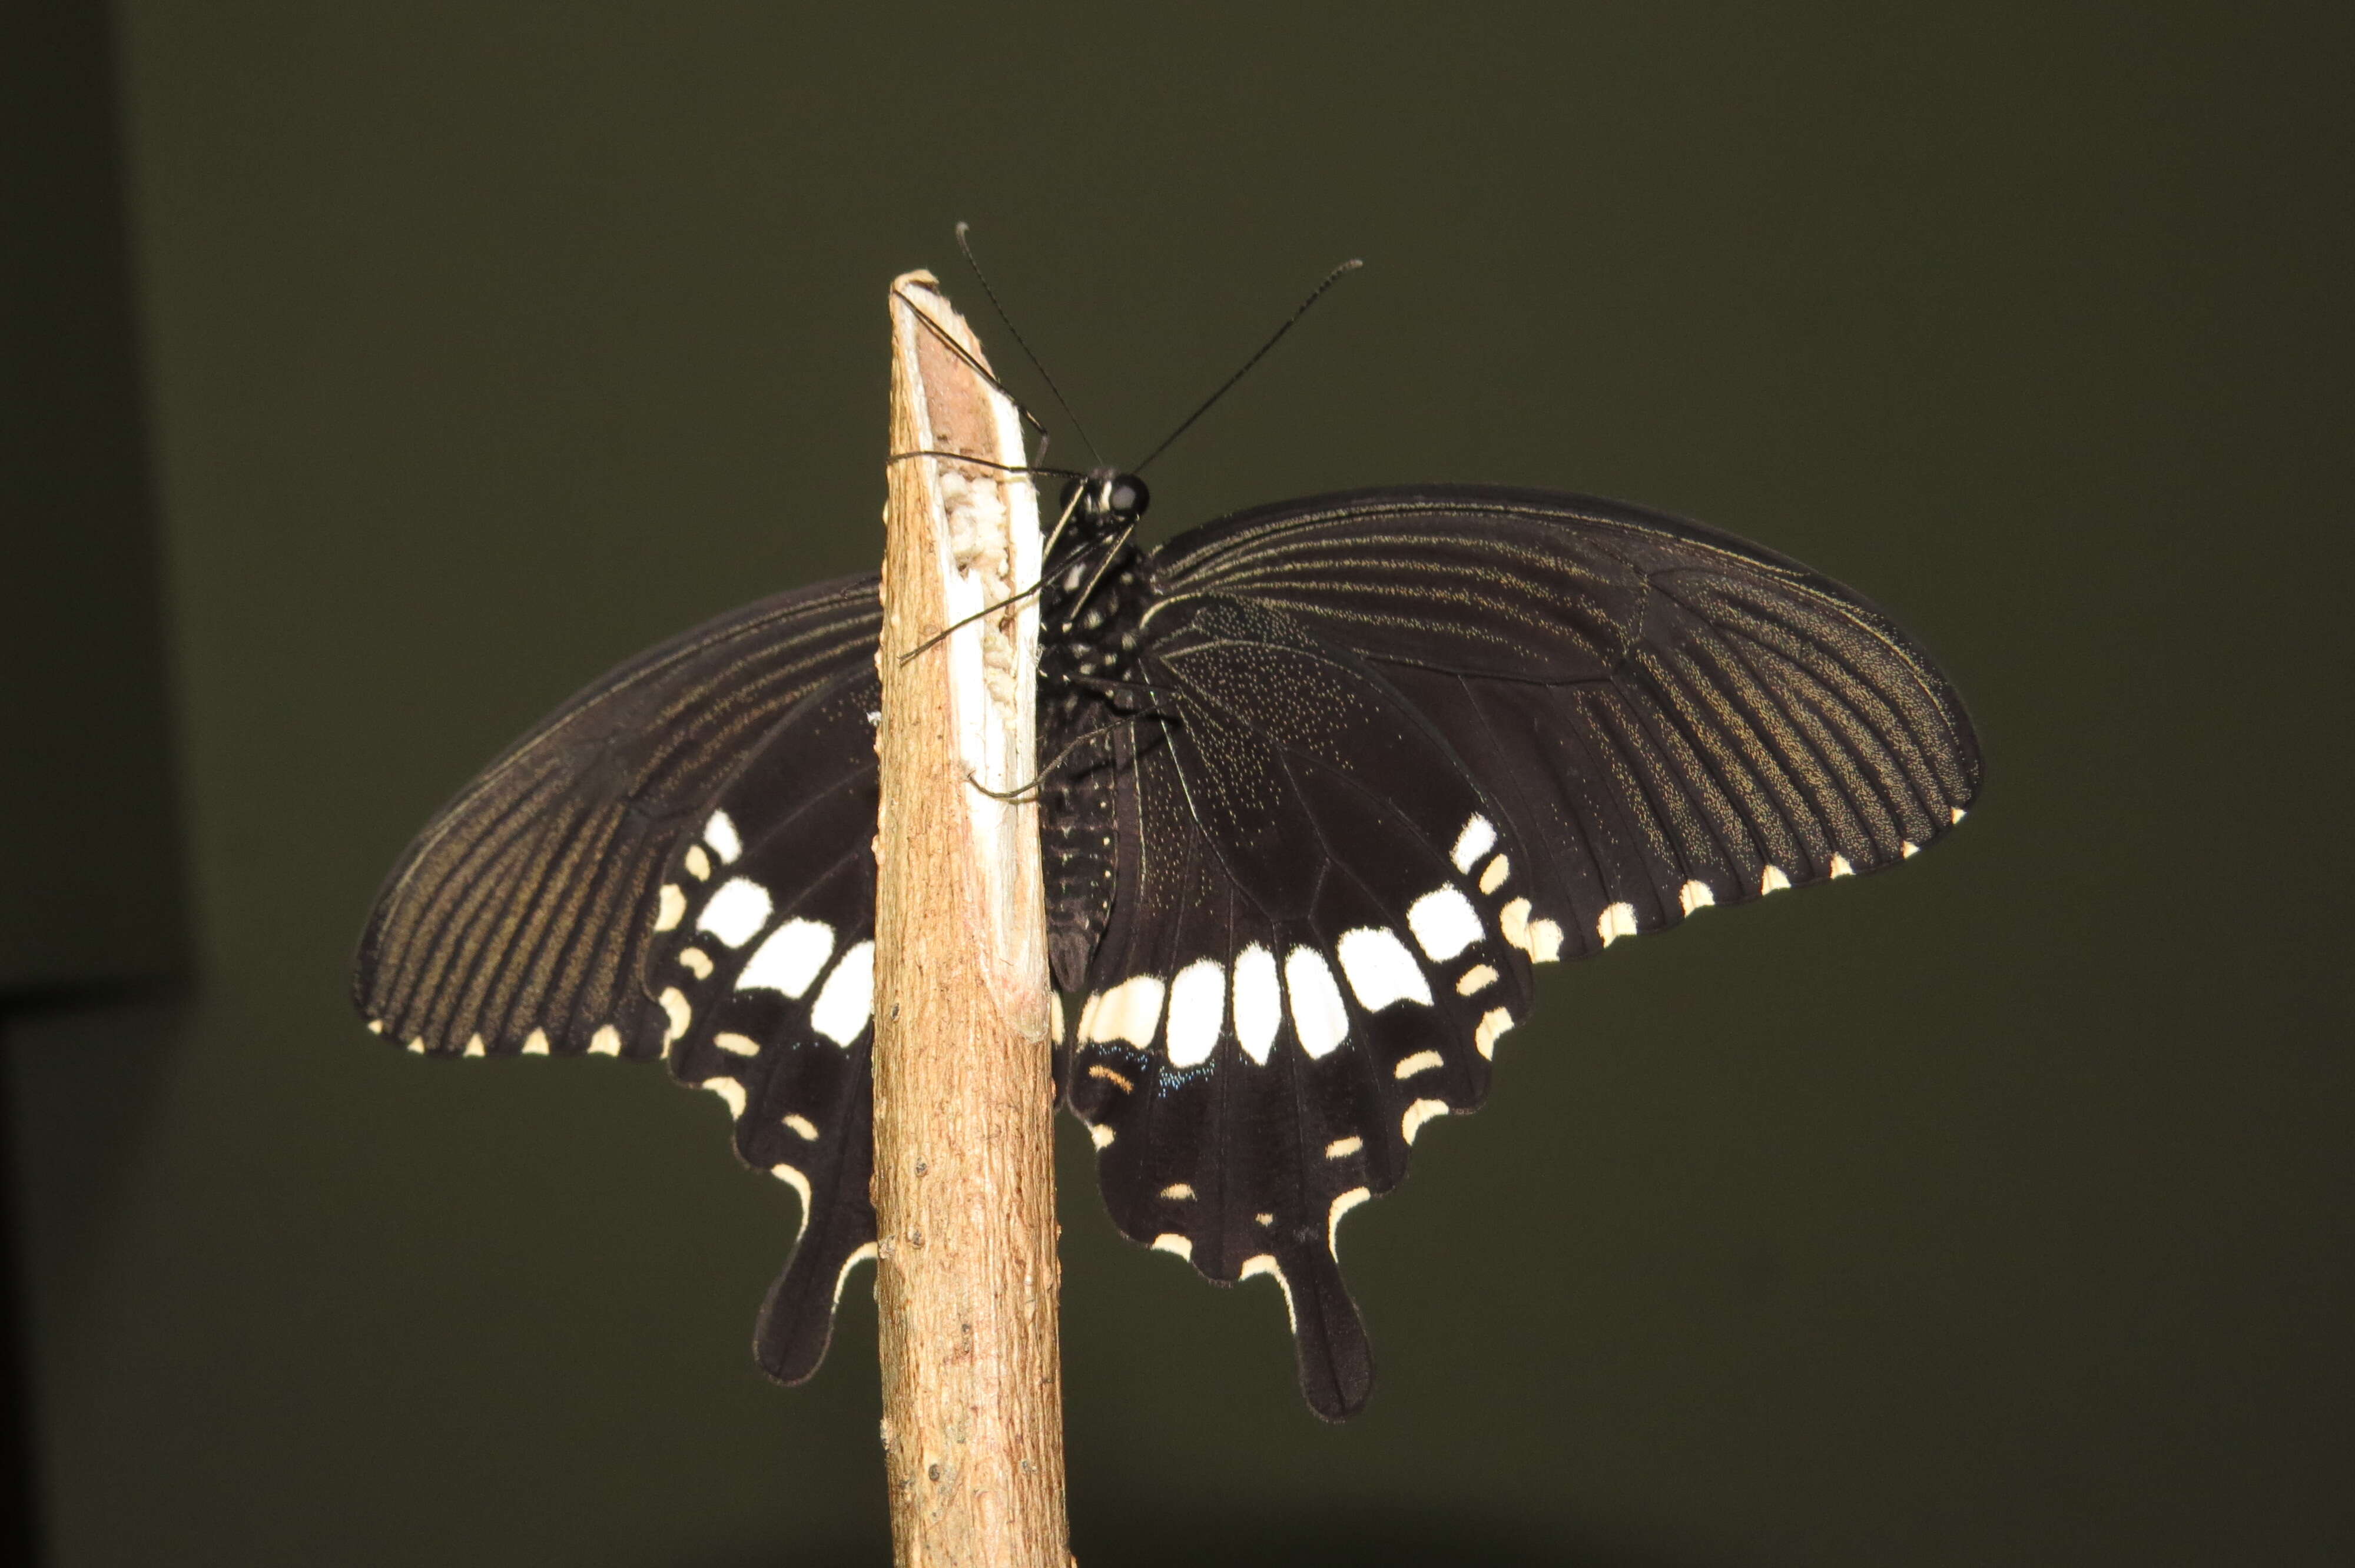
1059 469 1150 542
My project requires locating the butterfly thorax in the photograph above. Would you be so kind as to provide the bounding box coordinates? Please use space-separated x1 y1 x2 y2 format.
1037 473 1153 993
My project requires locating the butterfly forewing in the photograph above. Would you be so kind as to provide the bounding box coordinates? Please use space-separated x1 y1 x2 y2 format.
354 574 883 1062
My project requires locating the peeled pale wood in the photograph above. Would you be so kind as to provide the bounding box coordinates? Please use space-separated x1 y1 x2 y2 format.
871 271 1067 1568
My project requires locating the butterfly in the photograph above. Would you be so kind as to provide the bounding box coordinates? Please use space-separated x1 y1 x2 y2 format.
354 447 1980 1420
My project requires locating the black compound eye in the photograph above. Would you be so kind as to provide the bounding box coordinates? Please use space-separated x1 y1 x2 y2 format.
1109 475 1149 518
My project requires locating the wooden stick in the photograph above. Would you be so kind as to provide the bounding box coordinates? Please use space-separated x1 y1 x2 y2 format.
871 272 1068 1568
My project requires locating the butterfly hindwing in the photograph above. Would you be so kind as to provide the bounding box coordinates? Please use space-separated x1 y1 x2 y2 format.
1064 593 1538 1418
641 668 884 1386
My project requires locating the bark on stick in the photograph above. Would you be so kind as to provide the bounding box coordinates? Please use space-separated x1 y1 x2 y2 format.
871 271 1067 1568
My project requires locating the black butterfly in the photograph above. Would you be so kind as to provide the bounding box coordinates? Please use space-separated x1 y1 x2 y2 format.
355 444 1980 1419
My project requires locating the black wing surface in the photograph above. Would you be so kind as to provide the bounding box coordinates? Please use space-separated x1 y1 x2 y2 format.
354 573 880 1062
1063 594 1540 1420
1154 485 1980 957
353 571 887 1383
1067 485 1978 1417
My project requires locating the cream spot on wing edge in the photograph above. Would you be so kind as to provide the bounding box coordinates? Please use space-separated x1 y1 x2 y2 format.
1285 948 1350 1059
1408 886 1482 961
1829 853 1855 878
684 845 711 882
1455 963 1498 996
1328 1187 1371 1256
833 1242 878 1308
771 1164 813 1242
1050 991 1064 1041
406 1038 425 1053
658 988 692 1044
589 1025 622 1055
1325 1135 1363 1160
463 1034 486 1058
702 1075 747 1119
1525 917 1563 962
737 917 836 998
783 1114 818 1141
1401 1098 1449 1144
1162 1182 1197 1201
810 941 876 1045
1337 927 1432 1011
1164 959 1225 1068
1232 944 1281 1065
655 883 686 932
1597 902 1638 946
1394 1049 1443 1080
1089 1122 1115 1150
1902 841 1920 858
704 810 742 864
1451 814 1497 873
1680 879 1715 915
1951 806 1967 825
1151 1234 1193 1260
367 1019 383 1034
1475 1008 1514 1059
522 1029 550 1055
714 1031 760 1057
1761 864 1793 893
1239 1255 1296 1332
1480 854 1510 894
1084 973 1166 1049
679 946 714 980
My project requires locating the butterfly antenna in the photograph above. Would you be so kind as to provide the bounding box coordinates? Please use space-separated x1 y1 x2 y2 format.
1133 257 1363 477
957 222 1102 466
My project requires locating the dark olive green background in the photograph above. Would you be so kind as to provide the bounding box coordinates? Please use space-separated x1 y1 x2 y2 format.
6 2 2350 1564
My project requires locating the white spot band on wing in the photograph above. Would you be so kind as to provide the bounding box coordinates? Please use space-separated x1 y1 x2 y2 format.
1480 854 1511 894
1475 1007 1514 1059
1325 1135 1363 1160
1597 902 1638 946
654 883 686 932
1407 886 1482 962
1455 963 1498 996
1151 1234 1193 1260
1679 879 1714 915
737 917 837 998
714 1031 760 1057
704 810 742 864
783 1114 819 1141
1164 959 1225 1068
1451 815 1497 873
696 877 774 948
1336 927 1432 1011
810 941 875 1045
1232 944 1281 1065
1084 974 1166 1049
1284 948 1350 1059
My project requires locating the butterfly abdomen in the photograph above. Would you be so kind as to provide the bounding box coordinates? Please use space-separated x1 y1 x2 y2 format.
1037 543 1155 994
